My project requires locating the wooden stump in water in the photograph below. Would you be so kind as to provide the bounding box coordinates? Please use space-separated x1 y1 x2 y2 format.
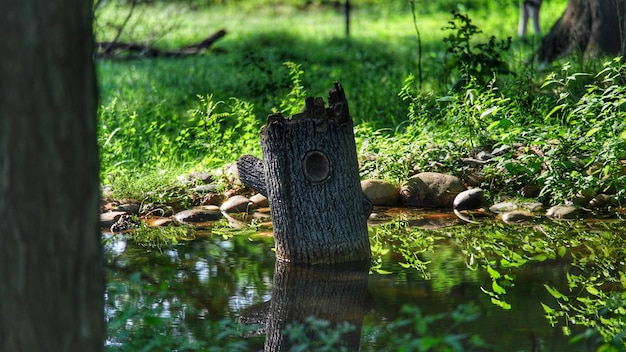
237 82 371 264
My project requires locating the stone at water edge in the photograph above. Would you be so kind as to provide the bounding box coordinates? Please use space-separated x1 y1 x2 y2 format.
489 201 545 214
249 193 269 208
588 194 615 209
188 171 214 184
546 205 589 220
400 172 465 208
100 211 126 228
453 188 484 211
110 214 141 233
220 195 252 213
501 211 536 224
112 203 140 214
361 179 400 206
174 208 223 223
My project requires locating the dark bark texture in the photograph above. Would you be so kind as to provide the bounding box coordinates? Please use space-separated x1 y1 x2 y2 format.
264 260 371 351
538 0 626 62
0 0 103 350
240 83 371 264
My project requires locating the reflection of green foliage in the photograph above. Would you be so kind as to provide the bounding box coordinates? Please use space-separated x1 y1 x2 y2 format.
540 229 626 348
105 234 274 351
285 317 356 352
368 303 489 351
369 220 442 277
129 223 195 248
371 219 626 347
106 271 261 351
283 304 489 352
422 246 479 296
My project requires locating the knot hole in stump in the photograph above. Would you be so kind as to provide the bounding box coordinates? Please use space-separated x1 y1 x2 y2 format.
302 150 331 184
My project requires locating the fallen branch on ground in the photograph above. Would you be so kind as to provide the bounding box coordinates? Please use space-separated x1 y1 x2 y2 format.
96 29 226 59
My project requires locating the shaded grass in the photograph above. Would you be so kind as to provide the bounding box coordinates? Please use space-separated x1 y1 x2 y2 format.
96 1 626 205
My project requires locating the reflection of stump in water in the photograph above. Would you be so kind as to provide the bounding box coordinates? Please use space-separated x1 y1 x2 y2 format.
264 260 371 351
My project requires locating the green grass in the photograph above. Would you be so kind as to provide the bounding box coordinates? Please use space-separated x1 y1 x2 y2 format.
96 0 626 206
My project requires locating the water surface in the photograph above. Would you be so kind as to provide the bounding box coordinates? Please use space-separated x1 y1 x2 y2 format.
104 209 626 351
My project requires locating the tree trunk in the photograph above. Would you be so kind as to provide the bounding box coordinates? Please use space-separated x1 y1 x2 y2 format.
238 83 371 264
264 260 371 351
0 0 103 350
537 0 626 62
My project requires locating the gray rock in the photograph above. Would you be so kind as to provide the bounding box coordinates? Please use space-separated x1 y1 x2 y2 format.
220 195 252 213
174 208 223 223
110 214 141 233
140 203 174 217
546 205 588 220
224 162 242 186
400 172 465 208
453 188 484 210
501 211 536 224
489 202 518 213
572 188 597 206
588 194 615 209
112 203 140 214
250 193 269 208
489 201 544 214
192 184 218 194
188 171 214 184
361 179 400 206
100 211 126 228
476 151 494 161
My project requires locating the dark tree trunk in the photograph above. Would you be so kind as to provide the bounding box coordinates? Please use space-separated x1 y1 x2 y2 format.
238 83 371 264
538 0 626 62
0 0 103 350
264 261 371 351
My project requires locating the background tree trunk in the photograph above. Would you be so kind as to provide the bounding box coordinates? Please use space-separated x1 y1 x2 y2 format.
537 0 626 62
0 0 103 350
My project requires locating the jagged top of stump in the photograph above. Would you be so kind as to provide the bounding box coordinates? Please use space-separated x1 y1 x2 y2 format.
264 82 352 128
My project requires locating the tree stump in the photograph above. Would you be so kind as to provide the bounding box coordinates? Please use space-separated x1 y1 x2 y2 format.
237 82 371 264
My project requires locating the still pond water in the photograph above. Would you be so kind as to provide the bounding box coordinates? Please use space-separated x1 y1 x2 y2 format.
104 209 626 351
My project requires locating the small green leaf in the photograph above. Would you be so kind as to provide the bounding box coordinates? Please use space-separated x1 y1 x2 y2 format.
490 297 512 310
585 286 600 296
544 284 569 301
486 265 501 279
541 302 555 314
585 126 601 137
374 269 393 275
492 280 506 295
